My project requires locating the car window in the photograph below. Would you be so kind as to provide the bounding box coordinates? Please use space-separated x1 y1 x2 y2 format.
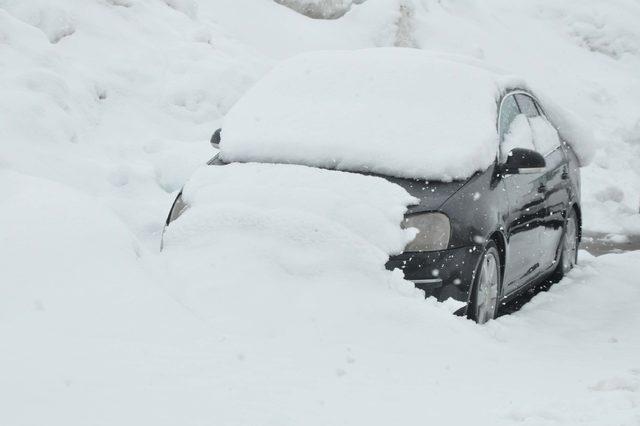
498 95 521 141
501 114 535 161
515 94 539 118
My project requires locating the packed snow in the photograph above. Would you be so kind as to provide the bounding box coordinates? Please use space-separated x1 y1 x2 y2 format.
163 162 418 259
530 115 561 155
6 162 640 425
274 0 365 19
222 48 503 180
2 0 640 425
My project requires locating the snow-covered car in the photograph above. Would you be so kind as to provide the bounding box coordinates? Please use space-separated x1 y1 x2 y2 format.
164 48 591 324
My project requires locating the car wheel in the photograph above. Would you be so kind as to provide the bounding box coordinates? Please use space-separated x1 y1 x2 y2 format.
468 241 501 324
551 208 579 280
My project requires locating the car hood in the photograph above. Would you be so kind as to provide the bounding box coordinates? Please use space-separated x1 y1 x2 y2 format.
382 176 470 214
199 156 469 215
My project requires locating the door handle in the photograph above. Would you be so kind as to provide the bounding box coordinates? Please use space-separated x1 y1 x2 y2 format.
537 183 547 193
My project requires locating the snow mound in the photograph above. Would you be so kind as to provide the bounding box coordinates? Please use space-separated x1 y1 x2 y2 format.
222 48 517 181
162 161 439 342
0 0 270 245
163 162 418 281
0 168 199 345
274 0 364 19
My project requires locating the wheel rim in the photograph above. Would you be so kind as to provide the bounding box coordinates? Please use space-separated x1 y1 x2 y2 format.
562 216 577 273
475 251 499 324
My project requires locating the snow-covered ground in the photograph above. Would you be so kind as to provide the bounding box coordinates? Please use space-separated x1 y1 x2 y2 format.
2 0 640 424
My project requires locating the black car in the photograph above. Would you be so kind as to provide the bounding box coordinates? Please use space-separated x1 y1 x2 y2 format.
165 89 581 324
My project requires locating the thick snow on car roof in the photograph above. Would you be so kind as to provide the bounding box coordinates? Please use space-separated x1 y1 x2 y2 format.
221 48 521 181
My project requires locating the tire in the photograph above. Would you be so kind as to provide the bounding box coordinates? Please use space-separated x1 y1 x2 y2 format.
468 241 502 324
550 208 579 281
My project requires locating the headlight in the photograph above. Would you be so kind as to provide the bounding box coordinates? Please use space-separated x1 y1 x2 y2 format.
401 212 450 252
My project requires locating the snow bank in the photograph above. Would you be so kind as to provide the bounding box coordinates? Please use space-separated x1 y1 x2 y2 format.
0 169 225 426
222 48 511 181
160 181 640 426
5 179 640 426
0 0 269 245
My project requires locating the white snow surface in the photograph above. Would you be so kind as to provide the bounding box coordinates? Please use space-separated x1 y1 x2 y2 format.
4 180 640 425
163 162 418 260
274 0 363 19
222 47 597 178
2 0 640 424
222 48 510 180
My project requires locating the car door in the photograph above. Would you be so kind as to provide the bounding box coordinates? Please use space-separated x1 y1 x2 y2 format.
517 94 569 271
499 94 549 293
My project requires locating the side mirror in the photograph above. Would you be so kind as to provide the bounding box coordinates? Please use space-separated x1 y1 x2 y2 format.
210 128 221 150
502 148 546 175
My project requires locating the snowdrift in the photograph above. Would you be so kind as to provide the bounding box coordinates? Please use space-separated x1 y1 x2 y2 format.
162 162 419 289
0 0 269 244
160 169 640 425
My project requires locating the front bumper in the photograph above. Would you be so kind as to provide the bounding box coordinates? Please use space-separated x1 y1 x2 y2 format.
385 245 482 302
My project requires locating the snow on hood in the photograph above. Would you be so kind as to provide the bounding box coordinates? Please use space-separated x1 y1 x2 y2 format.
221 48 594 179
162 162 418 269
